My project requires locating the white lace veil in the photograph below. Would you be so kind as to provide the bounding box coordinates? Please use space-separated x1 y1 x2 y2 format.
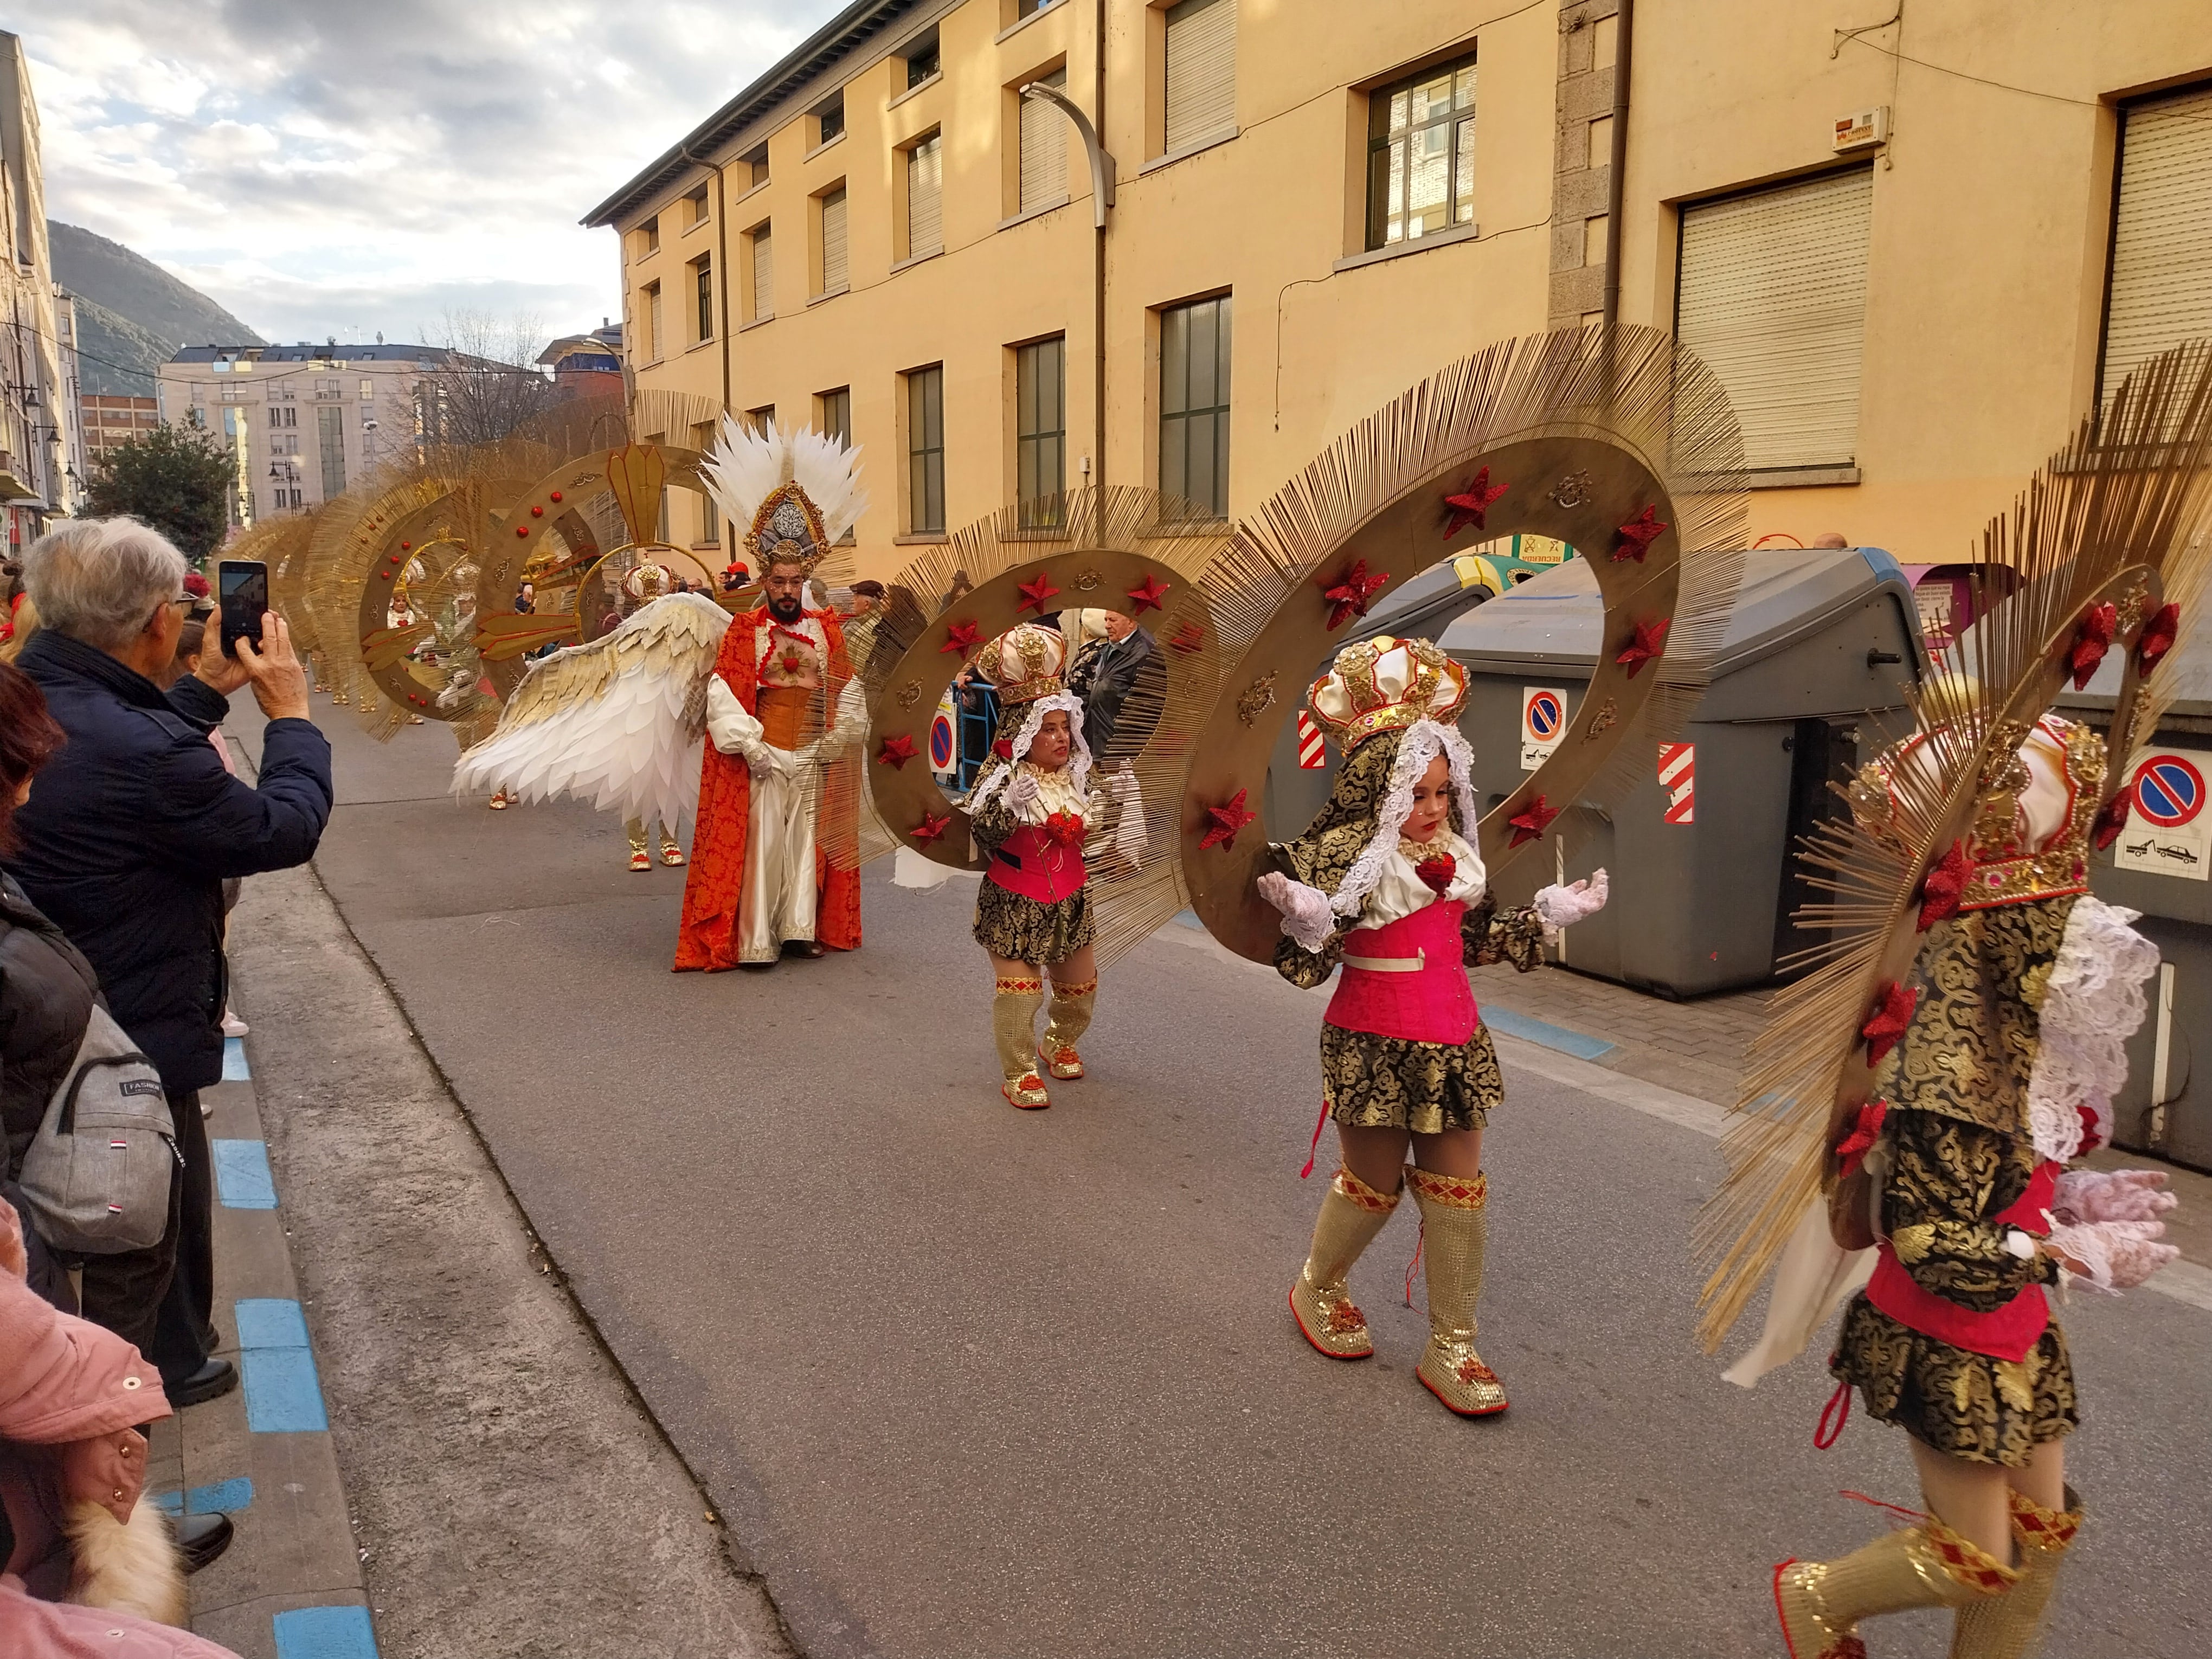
966 691 1094 815
1329 718 1483 916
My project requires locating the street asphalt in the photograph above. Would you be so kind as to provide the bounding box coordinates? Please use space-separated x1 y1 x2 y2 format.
239 704 2212 1659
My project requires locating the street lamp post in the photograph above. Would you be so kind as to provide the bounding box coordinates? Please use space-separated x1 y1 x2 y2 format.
1019 74 1116 492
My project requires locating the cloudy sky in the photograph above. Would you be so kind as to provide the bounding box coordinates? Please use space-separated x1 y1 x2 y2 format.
9 1 845 348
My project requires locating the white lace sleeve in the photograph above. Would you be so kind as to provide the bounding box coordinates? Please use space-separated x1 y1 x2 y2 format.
2024 895 2160 1162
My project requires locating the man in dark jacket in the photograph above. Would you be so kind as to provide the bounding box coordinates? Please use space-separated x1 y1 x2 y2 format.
1066 610 1162 760
7 518 332 1407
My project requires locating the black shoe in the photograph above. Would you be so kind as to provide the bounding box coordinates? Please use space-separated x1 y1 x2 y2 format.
781 939 826 959
173 1511 234 1574
161 1357 239 1408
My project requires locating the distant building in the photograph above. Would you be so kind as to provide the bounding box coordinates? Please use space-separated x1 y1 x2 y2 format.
158 342 453 526
0 31 80 548
53 288 86 501
80 391 157 465
537 321 625 400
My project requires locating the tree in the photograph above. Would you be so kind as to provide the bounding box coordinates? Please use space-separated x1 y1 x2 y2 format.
420 310 558 447
83 421 235 562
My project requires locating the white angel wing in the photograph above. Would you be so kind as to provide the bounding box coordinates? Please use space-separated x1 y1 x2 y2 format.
453 591 730 830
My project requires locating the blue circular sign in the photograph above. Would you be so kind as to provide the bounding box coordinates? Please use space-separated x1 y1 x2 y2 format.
1527 691 1562 739
2134 755 2204 827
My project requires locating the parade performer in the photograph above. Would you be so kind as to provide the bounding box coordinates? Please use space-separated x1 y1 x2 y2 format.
616 561 684 872
966 623 1116 1108
1255 636 1607 1416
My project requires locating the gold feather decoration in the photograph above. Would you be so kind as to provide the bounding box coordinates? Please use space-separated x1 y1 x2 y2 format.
1695 338 2212 1355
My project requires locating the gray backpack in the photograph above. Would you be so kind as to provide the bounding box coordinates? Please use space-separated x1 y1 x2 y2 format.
17 1006 177 1253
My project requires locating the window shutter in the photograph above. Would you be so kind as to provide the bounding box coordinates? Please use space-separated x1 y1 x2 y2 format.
1165 0 1237 155
1021 69 1069 210
908 136 943 255
751 228 773 320
2102 85 2212 404
1676 168 1873 473
820 189 848 294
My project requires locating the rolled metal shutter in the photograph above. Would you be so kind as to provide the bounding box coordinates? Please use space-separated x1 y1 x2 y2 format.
751 227 773 320
2102 84 2212 404
1676 168 1872 473
1021 69 1068 210
820 189 848 294
1165 0 1236 155
908 136 943 255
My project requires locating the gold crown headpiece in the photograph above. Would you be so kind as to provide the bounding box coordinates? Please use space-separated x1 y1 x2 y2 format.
1306 635 1468 745
988 622 1069 704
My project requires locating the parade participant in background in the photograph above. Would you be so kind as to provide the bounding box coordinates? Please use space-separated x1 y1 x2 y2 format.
965 624 1113 1109
1255 636 1606 1417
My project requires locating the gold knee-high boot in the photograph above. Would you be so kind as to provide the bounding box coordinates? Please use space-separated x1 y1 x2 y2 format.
1289 1167 1400 1358
1947 1486 2081 1659
1406 1167 1507 1415
1776 1513 2017 1659
625 817 652 870
658 821 686 866
994 976 1049 1108
1039 979 1097 1080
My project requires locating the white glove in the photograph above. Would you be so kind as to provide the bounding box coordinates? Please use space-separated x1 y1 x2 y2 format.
1258 871 1335 954
1533 867 1609 931
743 742 795 782
2051 1167 2176 1226
2044 1216 2178 1292
1006 771 1044 823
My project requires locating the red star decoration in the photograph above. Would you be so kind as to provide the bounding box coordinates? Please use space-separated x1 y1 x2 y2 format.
939 619 981 655
2138 602 2181 677
910 811 953 845
1833 1099 1889 1176
1199 788 1257 851
1442 467 1508 539
875 735 918 770
1017 573 1061 614
2093 793 2131 852
1169 621 1205 654
1611 505 1668 563
1126 573 1172 614
2069 601 2117 690
1917 840 1970 931
1507 794 1558 847
1319 558 1390 631
1861 981 1919 1068
1614 616 1670 678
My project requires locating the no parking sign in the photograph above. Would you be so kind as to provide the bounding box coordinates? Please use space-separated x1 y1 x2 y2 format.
1521 686 1568 771
2115 748 2211 880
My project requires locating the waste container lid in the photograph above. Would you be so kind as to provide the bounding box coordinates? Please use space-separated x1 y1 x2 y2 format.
1437 546 1909 677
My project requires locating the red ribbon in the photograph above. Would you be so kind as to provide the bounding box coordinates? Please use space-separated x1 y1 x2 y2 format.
1300 1099 1329 1179
1814 1381 1853 1449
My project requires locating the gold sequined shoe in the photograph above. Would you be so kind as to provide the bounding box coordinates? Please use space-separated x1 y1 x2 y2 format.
1288 1167 1399 1359
994 976 1049 1108
659 837 686 867
1774 1513 2017 1659
1406 1167 1507 1415
1947 1486 2080 1659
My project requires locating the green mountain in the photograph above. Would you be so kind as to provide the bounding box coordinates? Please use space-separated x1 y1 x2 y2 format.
48 221 264 396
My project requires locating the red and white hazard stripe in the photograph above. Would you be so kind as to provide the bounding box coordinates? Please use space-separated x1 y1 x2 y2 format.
1297 710 1327 769
1659 742 1695 824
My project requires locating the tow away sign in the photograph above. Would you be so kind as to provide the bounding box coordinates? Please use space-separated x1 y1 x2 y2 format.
2115 747 2210 880
1521 687 1568 770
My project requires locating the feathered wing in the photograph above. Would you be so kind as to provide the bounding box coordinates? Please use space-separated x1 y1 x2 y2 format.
452 591 731 829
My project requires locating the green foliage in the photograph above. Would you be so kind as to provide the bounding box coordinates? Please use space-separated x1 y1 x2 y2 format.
84 421 236 562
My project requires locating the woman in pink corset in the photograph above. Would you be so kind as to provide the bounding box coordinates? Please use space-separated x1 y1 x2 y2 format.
1257 636 1606 1416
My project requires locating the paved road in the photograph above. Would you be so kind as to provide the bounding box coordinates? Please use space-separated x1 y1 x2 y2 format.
243 706 2211 1659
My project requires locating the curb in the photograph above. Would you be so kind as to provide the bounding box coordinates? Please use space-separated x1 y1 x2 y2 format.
143 1032 381 1659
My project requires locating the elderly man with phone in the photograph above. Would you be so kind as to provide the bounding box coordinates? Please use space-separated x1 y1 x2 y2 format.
5 519 332 1442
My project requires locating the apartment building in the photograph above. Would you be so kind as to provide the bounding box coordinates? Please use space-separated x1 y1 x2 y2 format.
1 31 80 548
587 0 2212 576
79 391 157 464
158 343 453 526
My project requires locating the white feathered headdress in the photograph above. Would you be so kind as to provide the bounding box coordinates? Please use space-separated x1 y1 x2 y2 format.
699 418 867 575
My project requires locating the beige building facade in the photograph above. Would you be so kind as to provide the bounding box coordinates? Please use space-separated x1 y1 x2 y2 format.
588 0 2212 577
1 31 82 548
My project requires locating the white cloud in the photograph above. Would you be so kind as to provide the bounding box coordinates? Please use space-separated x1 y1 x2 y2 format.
7 0 842 346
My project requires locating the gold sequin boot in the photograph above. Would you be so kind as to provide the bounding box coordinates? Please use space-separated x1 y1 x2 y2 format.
994 977 1049 1108
1775 1514 2018 1659
658 822 686 866
1946 1487 2080 1659
1288 1167 1400 1359
626 818 653 871
1406 1166 1507 1416
1039 979 1096 1080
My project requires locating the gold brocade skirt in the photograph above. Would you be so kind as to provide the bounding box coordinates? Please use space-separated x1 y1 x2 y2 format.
973 880 1094 966
1321 1021 1504 1135
1830 1294 2078 1467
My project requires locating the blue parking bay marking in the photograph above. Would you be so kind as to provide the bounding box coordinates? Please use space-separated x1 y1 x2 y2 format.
272 1604 380 1659
152 1476 253 1516
1480 1006 1618 1063
222 1036 250 1079
213 1139 278 1208
234 1297 329 1432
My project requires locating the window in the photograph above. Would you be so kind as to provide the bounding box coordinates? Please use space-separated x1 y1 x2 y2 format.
904 26 940 88
1020 68 1069 211
1164 0 1237 155
686 184 710 228
692 254 715 342
906 365 946 533
749 226 773 321
742 145 769 190
1015 0 1056 18
692 421 719 543
818 386 852 446
267 406 283 428
1017 336 1066 524
317 403 348 498
359 378 375 398
906 133 944 258
819 187 849 295
641 216 660 254
1366 54 1476 249
644 281 664 358
745 405 776 435
1160 294 1231 517
1676 168 1873 474
2101 83 2212 407
815 90 845 147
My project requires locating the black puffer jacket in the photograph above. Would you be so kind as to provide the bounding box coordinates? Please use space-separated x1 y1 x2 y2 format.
0 871 98 1178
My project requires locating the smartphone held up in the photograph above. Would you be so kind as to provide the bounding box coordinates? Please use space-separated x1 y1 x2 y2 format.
218 560 268 657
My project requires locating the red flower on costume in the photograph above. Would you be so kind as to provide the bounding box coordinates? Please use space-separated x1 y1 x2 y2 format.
1861 981 1918 1067
911 811 954 845
1043 811 1086 848
1414 852 1457 894
940 619 981 655
1126 573 1172 614
1612 505 1668 562
1017 573 1061 615
2138 602 2181 676
993 738 1014 760
1917 840 1969 931
1615 616 1670 678
876 735 918 770
2069 601 2117 690
1507 794 1558 847
1319 559 1390 631
1834 1099 1889 1176
1442 467 1508 539
1200 788 1258 851
2092 793 2130 851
